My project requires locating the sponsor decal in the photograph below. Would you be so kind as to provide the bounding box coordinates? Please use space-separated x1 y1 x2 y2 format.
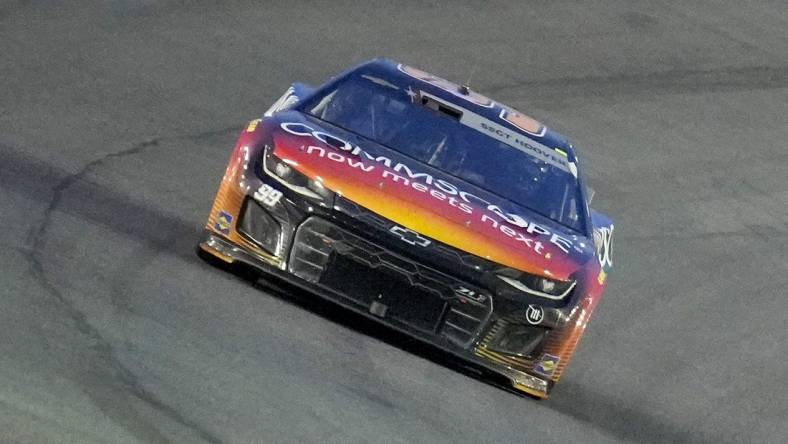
246 119 262 132
594 225 614 269
455 286 487 303
533 353 560 377
215 211 233 235
525 304 544 325
454 99 570 174
253 183 283 207
279 122 575 256
389 225 431 247
597 269 607 285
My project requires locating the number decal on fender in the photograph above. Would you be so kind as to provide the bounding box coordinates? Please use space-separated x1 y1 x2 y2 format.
254 184 283 207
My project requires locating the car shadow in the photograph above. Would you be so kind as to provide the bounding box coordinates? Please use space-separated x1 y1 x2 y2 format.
199 249 723 444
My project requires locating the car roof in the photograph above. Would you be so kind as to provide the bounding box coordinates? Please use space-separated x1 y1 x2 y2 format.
338 58 577 161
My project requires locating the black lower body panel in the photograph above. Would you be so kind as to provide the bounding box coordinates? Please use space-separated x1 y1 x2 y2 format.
319 252 448 335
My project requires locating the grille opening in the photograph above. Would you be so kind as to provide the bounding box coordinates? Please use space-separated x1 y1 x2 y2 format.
319 252 448 334
482 320 549 358
237 199 281 255
289 217 492 347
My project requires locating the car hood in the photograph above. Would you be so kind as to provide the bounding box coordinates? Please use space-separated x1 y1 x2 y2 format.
264 112 594 280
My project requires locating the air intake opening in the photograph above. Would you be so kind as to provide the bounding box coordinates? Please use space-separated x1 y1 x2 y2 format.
421 96 462 120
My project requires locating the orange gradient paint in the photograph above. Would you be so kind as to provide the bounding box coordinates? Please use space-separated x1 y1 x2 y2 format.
272 132 580 280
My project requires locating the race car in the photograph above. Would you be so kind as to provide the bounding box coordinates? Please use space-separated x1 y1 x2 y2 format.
198 59 614 398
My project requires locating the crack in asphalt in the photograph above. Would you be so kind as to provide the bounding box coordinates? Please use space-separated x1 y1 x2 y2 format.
22 125 240 444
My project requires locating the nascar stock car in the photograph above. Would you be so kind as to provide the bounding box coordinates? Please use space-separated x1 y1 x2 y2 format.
198 59 614 398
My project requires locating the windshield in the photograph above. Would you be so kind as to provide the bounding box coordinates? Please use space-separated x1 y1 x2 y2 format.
298 73 586 232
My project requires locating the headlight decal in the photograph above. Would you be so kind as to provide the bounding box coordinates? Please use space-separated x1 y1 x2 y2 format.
263 145 334 203
496 274 576 300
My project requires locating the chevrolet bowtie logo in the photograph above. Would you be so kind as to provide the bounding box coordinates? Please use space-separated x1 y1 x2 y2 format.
389 225 431 247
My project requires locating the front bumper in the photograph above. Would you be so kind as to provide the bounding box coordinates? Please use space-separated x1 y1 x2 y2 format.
200 143 598 399
202 208 557 398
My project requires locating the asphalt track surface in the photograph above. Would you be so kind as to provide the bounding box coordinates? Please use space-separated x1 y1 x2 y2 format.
1 1 787 443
